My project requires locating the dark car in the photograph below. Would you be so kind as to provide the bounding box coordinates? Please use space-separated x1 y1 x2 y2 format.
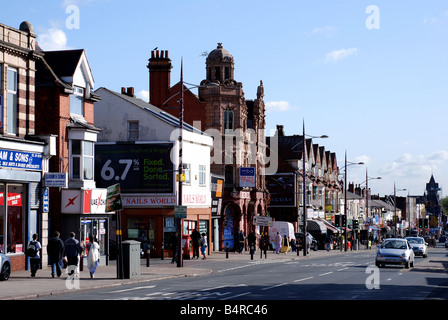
295 233 318 252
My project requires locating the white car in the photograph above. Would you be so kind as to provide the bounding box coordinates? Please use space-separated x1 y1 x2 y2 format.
0 253 11 281
376 238 415 269
406 236 428 258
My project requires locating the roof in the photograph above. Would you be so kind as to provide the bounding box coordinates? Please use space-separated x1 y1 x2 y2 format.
95 87 206 135
207 43 234 63
41 50 84 78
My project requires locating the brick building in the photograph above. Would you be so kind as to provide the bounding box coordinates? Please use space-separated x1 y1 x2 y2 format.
0 21 54 271
148 44 269 251
34 48 109 262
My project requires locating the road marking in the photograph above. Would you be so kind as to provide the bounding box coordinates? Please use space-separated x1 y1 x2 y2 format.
319 272 334 276
220 292 252 300
261 283 288 291
337 267 349 271
294 277 314 283
108 285 156 293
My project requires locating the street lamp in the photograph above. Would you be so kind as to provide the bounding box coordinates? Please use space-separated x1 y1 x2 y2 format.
393 183 407 237
342 153 364 251
300 120 328 256
164 59 218 268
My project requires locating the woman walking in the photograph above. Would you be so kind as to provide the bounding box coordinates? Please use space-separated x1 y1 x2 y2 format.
86 235 100 278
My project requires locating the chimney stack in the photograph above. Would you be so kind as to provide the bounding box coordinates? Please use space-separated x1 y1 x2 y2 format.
148 49 172 108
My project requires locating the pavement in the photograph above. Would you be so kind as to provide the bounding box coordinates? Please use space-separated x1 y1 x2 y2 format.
1 245 447 300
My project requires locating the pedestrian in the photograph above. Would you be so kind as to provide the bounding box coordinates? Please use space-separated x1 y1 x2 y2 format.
200 233 207 259
275 232 282 254
86 235 100 278
63 232 83 276
238 230 245 253
47 231 64 278
28 233 41 277
306 233 311 254
290 237 296 252
171 232 178 264
190 227 201 259
280 235 290 254
325 233 332 251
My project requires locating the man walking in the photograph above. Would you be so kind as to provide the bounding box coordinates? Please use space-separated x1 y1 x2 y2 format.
190 227 200 259
47 231 64 278
63 232 83 276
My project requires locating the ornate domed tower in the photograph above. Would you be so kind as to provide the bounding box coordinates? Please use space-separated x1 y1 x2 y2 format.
199 44 267 250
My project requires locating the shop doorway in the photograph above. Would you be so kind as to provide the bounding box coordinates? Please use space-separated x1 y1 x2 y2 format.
80 218 109 265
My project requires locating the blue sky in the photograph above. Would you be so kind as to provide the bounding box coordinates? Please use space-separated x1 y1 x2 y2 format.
4 0 448 197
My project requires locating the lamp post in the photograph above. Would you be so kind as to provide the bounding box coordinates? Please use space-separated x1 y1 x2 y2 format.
342 153 364 251
163 60 219 268
301 120 328 256
393 183 407 237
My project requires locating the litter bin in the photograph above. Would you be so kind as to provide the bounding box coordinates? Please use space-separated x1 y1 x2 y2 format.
122 240 141 279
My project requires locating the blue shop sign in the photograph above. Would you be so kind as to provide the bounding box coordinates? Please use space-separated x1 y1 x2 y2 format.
0 149 42 171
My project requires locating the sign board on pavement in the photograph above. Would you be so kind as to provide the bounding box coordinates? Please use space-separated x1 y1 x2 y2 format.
253 216 273 227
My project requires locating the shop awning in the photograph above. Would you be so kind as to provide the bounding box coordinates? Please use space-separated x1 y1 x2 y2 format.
307 219 327 233
317 218 339 234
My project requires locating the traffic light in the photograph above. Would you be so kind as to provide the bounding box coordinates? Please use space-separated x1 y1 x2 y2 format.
353 219 359 230
335 215 340 227
341 215 347 228
418 218 423 228
423 218 429 229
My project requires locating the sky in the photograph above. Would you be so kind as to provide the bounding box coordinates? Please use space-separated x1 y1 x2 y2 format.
3 0 448 197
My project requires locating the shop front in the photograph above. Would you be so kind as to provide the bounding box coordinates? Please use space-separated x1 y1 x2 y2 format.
121 194 211 259
60 188 112 264
0 144 45 271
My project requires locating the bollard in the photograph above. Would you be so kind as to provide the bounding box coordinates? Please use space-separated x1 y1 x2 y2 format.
146 248 150 267
226 243 229 259
161 242 164 260
250 245 254 260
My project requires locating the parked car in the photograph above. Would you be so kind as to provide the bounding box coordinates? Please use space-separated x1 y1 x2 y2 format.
0 253 11 281
295 233 319 252
405 236 428 258
376 238 415 269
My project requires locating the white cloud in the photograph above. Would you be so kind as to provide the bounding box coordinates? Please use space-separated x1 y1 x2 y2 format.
325 48 358 63
376 151 448 194
265 101 292 113
308 26 338 37
137 90 149 103
37 28 69 51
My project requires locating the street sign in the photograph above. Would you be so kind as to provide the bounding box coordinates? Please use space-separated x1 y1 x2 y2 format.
43 187 49 213
174 205 187 219
45 172 67 188
106 183 122 212
253 216 272 227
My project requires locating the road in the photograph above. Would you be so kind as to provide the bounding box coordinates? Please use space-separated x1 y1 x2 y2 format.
39 243 448 302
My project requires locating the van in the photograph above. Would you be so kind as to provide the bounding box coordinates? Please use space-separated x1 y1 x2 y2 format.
269 221 295 249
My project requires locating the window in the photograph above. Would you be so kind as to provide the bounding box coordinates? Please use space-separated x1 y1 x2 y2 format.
199 165 206 186
214 67 221 81
70 86 84 116
183 163 191 184
0 184 25 254
224 108 233 131
71 140 94 180
7 67 17 134
128 121 139 141
225 165 234 185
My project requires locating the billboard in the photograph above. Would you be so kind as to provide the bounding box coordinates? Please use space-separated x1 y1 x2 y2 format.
266 173 296 207
239 167 256 188
95 143 174 193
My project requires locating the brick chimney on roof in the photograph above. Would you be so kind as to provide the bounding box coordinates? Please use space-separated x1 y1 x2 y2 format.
121 87 135 98
147 49 172 108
